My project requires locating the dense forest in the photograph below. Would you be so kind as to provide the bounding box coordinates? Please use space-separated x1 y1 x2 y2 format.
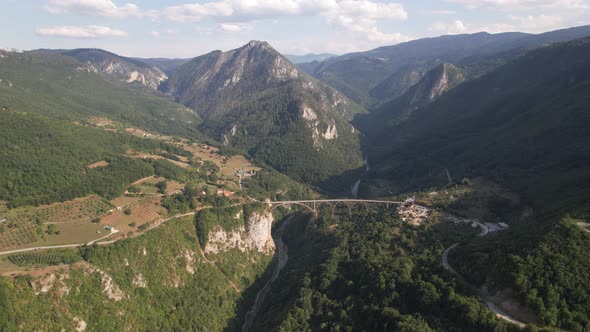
0 111 188 207
451 215 590 331
253 209 519 331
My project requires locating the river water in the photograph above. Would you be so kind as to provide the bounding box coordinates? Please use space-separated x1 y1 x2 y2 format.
351 158 370 198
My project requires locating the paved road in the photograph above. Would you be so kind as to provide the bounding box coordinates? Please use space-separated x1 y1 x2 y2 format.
269 199 402 205
0 212 197 256
442 243 526 328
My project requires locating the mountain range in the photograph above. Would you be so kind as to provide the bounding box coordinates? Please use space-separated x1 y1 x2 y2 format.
299 25 590 108
1 24 590 331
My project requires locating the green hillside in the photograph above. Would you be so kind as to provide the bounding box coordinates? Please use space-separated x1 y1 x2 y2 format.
0 111 187 207
360 37 590 331
0 50 200 137
365 37 590 211
163 41 365 190
0 216 272 331
253 209 518 331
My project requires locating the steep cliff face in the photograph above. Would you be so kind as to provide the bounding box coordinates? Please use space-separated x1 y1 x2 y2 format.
204 210 275 255
60 49 167 90
408 63 465 106
358 63 466 135
162 41 364 186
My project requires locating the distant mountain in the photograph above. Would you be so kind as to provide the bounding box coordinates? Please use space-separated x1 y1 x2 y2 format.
364 37 590 209
285 53 336 64
34 48 168 90
161 41 365 187
132 57 189 76
301 25 590 108
357 63 466 134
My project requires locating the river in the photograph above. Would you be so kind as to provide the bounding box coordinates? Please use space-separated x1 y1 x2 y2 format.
241 216 293 332
351 158 370 198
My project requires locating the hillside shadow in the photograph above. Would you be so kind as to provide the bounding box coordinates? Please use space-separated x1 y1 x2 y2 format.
223 215 292 332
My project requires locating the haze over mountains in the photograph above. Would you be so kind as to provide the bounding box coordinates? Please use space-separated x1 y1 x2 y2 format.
1 24 590 331
300 25 590 108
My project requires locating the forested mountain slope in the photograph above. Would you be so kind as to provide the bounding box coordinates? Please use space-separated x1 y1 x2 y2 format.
253 209 519 331
365 37 590 208
162 41 365 188
357 62 467 134
360 37 590 331
0 111 189 207
0 49 200 137
301 25 590 107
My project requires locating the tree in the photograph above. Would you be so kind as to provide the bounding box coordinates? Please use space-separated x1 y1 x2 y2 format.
156 181 167 194
46 224 57 235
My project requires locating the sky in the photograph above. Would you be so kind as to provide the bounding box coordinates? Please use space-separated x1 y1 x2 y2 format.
1 0 590 58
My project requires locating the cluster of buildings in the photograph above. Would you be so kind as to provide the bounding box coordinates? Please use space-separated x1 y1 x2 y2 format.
216 188 234 197
235 169 257 177
397 198 430 225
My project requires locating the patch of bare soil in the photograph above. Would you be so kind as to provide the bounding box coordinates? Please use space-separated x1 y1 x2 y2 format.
483 285 538 324
86 160 109 169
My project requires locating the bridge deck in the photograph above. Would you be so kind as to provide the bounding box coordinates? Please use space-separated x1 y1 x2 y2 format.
268 199 402 204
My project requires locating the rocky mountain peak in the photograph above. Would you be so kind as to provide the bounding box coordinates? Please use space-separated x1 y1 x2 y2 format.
60 48 167 90
162 40 365 185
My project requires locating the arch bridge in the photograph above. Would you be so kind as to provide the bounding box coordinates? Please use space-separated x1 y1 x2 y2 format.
268 199 402 216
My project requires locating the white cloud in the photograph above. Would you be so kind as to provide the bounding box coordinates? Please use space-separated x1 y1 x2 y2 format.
220 22 253 32
45 0 157 18
508 14 564 31
431 20 468 34
321 0 408 42
431 14 567 35
431 9 456 15
446 0 590 10
36 25 128 38
163 0 408 44
151 31 160 37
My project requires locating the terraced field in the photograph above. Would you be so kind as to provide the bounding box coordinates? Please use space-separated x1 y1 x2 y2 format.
7 250 81 267
0 195 113 251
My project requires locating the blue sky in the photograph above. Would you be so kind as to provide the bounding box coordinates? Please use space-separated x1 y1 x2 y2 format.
2 0 589 58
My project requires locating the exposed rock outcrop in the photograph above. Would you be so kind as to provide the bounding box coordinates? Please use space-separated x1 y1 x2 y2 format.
204 210 274 255
59 49 167 90
84 266 126 301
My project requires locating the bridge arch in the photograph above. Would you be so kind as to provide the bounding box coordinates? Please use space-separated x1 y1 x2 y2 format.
270 202 316 214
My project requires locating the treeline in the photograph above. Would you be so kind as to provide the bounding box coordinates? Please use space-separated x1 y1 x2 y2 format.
0 111 190 207
254 209 519 331
243 167 316 201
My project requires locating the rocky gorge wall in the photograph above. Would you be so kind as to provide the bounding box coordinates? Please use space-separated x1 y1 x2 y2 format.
203 210 275 255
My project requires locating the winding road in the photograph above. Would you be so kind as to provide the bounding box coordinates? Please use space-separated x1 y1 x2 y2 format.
0 212 197 256
442 243 526 328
